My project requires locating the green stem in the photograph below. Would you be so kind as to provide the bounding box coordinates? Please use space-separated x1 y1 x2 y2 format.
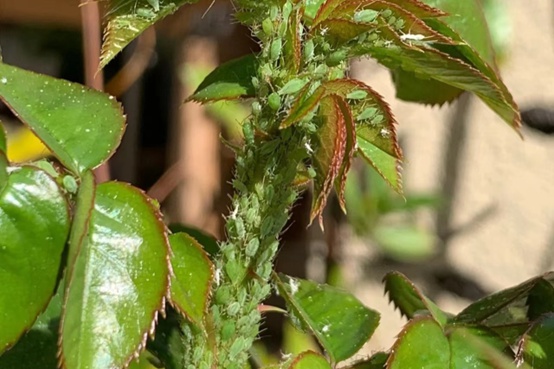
183 127 306 369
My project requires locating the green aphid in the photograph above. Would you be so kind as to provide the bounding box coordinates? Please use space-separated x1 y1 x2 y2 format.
382 9 393 18
62 175 78 194
346 90 368 100
34 160 58 178
268 92 281 111
370 114 385 126
278 78 308 95
326 49 348 66
270 38 282 61
146 0 160 12
303 39 315 61
395 18 405 30
136 7 156 18
357 107 378 121
353 9 379 23
262 18 273 36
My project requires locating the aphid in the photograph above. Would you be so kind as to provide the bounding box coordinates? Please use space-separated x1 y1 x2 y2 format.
353 9 378 23
269 38 282 61
262 18 273 36
146 0 160 12
282 1 293 20
357 107 377 121
252 101 262 116
245 238 260 257
278 78 308 95
326 49 348 67
136 7 156 18
346 90 368 100
268 92 281 111
303 39 315 61
63 175 78 194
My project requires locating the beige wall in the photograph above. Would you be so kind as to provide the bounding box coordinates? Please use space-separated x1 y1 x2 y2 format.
346 0 554 355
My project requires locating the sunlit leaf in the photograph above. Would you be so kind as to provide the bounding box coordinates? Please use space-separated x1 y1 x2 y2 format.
0 63 125 175
188 54 259 102
284 8 303 73
0 167 69 354
275 274 380 363
360 24 520 130
311 95 347 226
387 317 450 368
287 351 331 369
169 223 219 257
168 232 214 327
515 313 554 369
448 327 513 369
333 97 356 212
101 0 199 68
60 182 170 369
383 271 450 327
454 273 554 324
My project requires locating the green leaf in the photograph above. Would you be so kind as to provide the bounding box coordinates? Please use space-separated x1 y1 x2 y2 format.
0 63 125 175
454 273 554 324
322 79 402 192
526 280 554 320
188 54 259 103
374 225 436 262
280 85 325 129
463 330 526 369
287 351 332 369
60 182 170 369
168 232 214 327
0 287 61 369
169 223 219 257
448 327 512 369
361 24 520 130
311 95 347 225
333 97 356 212
392 70 463 105
101 0 198 68
516 313 554 369
387 317 450 369
275 274 380 363
0 123 6 152
383 271 450 327
0 166 70 354
345 352 388 369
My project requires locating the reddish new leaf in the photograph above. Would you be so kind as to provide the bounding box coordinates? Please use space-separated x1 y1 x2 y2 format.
312 18 378 45
281 85 326 129
311 95 347 226
284 7 304 73
333 97 356 213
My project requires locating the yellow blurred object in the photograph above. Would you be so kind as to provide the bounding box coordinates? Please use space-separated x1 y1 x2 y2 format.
6 126 51 162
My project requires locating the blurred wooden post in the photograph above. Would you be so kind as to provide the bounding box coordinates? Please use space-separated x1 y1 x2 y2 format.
168 36 221 236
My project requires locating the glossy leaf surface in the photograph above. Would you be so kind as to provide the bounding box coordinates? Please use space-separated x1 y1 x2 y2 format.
61 182 169 369
362 25 520 130
287 351 332 369
169 223 219 257
169 232 214 327
101 0 198 68
516 313 554 369
383 271 449 327
454 273 554 324
275 274 380 363
387 317 449 369
448 327 512 369
188 54 258 102
0 167 69 353
0 63 125 175
323 79 402 192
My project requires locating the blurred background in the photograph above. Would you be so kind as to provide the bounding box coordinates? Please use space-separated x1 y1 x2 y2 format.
0 0 553 360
